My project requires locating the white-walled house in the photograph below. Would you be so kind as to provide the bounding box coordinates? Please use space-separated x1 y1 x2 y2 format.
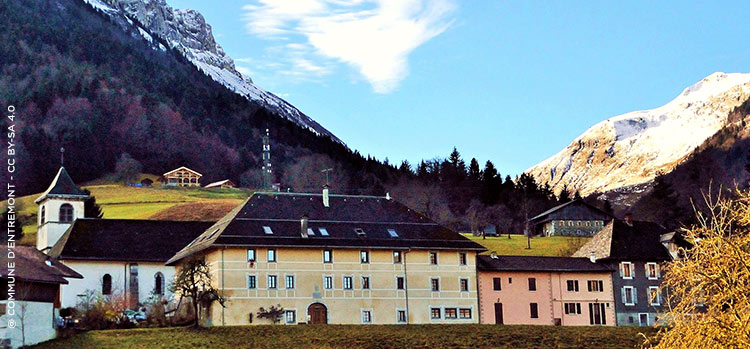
1 247 82 348
48 219 212 308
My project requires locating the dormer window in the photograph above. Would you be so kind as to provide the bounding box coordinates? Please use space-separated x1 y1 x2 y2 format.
355 228 365 236
263 226 273 235
59 204 74 223
388 229 398 238
319 228 329 236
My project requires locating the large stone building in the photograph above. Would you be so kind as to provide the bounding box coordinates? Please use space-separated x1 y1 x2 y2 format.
477 255 615 326
166 190 486 325
572 218 672 326
529 199 614 237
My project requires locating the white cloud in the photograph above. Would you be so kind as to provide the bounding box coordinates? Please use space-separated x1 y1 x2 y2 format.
242 0 455 93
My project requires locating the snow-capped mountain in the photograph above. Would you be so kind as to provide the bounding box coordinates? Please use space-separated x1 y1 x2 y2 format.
84 0 341 143
527 72 750 196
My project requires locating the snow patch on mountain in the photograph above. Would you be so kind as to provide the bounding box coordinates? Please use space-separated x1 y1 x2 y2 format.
527 72 750 196
82 0 341 143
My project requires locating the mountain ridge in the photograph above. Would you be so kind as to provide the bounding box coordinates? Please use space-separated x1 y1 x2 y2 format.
83 0 342 143
527 72 750 197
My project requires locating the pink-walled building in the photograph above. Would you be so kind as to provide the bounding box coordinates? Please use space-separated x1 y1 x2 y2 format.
477 255 616 326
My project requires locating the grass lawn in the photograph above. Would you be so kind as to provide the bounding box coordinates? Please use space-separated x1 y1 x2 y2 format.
32 325 657 349
463 234 590 257
7 178 252 245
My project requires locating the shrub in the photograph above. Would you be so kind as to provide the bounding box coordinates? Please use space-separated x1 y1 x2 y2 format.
257 305 285 324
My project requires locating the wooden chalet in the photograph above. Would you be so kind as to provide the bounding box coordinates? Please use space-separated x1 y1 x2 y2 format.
163 167 202 187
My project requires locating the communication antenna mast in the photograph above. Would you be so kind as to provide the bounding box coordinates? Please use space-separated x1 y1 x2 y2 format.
321 168 333 186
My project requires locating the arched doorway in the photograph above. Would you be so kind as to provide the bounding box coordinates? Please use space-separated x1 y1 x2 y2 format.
307 303 328 324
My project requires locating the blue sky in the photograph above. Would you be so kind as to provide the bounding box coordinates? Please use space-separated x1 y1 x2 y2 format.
171 0 750 176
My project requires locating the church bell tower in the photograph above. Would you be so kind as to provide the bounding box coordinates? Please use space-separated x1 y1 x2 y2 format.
36 167 88 251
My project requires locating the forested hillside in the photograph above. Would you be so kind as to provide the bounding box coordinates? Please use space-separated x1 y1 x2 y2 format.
0 0 568 234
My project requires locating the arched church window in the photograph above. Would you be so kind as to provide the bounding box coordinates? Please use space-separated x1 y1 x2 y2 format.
59 204 74 223
154 272 164 295
102 274 112 295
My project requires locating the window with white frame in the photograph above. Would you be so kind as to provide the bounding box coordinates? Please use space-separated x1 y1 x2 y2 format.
396 276 405 290
459 308 472 319
285 275 295 289
459 252 467 265
361 310 372 323
622 286 636 306
343 276 353 290
285 310 296 324
268 275 278 289
247 275 257 289
620 262 633 279
649 286 661 306
445 308 457 319
397 310 407 323
247 249 256 262
430 307 441 319
393 251 402 264
360 250 369 264
323 249 333 263
459 278 469 292
267 249 277 262
360 276 370 290
324 275 333 289
430 278 440 292
646 262 660 280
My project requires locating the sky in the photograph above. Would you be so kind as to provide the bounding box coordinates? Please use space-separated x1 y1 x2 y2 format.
170 0 750 176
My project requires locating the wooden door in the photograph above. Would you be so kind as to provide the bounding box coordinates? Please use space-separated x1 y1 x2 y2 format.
494 303 503 324
308 303 327 324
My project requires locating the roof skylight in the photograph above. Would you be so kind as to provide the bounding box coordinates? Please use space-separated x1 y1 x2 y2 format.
388 229 399 238
263 226 273 235
355 228 365 236
319 227 329 236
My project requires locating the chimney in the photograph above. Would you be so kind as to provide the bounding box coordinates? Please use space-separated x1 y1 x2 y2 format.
624 212 633 226
322 185 330 208
300 215 309 238
589 252 597 263
385 192 391 200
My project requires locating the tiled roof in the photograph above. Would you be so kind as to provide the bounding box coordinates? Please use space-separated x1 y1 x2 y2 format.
529 199 614 222
476 255 613 272
572 219 672 261
0 246 82 284
167 192 486 265
49 219 213 262
34 167 88 203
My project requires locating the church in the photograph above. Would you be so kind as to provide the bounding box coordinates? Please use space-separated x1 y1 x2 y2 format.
37 167 209 308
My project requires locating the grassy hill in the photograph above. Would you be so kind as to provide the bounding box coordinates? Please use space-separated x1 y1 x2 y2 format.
11 176 251 245
463 234 589 257
31 324 657 349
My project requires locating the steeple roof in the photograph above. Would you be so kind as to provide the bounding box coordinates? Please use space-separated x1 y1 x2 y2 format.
35 167 88 203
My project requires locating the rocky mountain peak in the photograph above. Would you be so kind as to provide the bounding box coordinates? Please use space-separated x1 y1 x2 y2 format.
527 72 750 197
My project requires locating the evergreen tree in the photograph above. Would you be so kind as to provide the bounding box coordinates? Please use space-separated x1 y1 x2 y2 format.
468 158 481 182
83 189 104 218
398 160 412 175
558 185 571 203
480 161 502 205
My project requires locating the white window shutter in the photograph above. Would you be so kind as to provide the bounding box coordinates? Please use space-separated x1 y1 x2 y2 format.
656 264 661 278
621 287 626 303
619 264 624 277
